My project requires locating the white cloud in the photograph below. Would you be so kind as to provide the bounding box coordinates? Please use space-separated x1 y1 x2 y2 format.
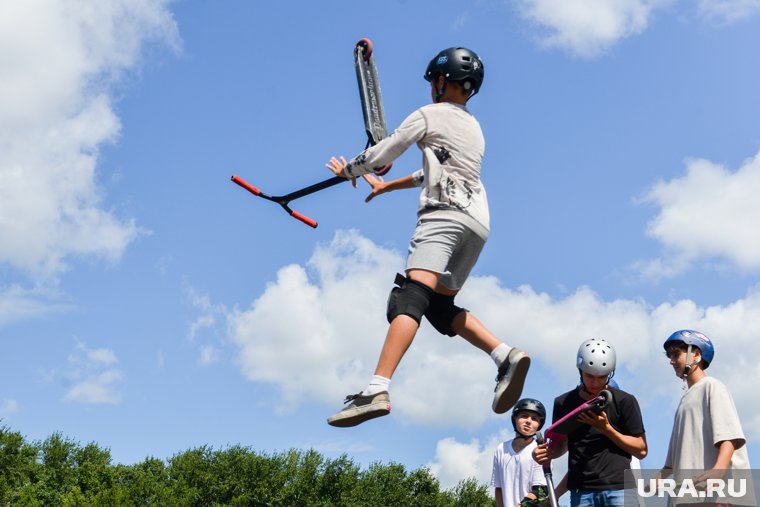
0 399 20 418
697 0 760 23
64 370 123 404
637 150 760 279
514 0 657 58
190 314 217 341
227 230 402 410
86 347 118 366
55 341 124 404
0 285 71 324
0 0 179 282
225 230 760 438
186 284 228 341
511 1 760 58
199 345 219 365
428 433 505 489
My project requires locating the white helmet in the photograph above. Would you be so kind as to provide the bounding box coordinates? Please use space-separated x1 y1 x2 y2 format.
576 338 616 376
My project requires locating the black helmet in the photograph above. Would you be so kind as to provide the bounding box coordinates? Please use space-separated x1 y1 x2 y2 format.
511 398 546 433
424 47 484 95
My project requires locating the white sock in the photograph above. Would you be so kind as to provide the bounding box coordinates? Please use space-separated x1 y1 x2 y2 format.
362 375 391 396
490 343 512 367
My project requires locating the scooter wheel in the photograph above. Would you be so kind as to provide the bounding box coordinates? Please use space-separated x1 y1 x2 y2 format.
355 38 373 61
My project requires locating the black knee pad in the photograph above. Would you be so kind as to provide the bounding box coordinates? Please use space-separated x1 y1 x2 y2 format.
386 273 433 324
424 293 466 336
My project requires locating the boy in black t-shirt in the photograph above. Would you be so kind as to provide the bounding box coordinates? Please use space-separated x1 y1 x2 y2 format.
533 339 647 507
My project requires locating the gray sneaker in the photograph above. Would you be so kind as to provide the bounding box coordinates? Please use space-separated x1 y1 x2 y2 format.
327 391 391 427
492 348 530 414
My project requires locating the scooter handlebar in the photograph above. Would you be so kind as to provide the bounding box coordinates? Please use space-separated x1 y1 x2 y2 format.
231 175 261 196
290 210 317 228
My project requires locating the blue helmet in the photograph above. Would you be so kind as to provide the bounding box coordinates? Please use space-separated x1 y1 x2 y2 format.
663 330 714 369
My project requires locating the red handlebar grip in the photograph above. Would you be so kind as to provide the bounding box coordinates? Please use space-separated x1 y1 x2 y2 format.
231 175 261 196
290 210 317 228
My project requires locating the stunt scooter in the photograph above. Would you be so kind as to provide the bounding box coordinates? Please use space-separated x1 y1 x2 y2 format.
231 38 391 228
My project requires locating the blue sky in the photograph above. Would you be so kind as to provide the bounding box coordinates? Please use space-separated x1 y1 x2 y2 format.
2 0 760 491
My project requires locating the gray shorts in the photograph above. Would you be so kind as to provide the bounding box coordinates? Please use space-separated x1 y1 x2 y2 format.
406 217 486 291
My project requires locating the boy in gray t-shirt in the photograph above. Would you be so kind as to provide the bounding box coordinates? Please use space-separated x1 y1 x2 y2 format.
656 330 754 506
325 47 530 427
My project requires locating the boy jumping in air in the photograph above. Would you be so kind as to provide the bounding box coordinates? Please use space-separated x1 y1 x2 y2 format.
325 47 530 427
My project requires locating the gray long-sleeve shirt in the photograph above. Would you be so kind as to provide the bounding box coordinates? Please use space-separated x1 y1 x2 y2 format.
344 101 490 239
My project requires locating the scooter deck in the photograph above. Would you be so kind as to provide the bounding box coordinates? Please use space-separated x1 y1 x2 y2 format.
354 38 389 146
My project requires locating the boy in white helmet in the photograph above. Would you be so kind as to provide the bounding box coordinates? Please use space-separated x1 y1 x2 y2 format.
552 378 646 507
533 339 647 507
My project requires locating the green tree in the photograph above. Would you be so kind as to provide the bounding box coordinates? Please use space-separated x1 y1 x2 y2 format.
0 426 495 506
448 476 494 506
0 426 40 503
315 454 360 505
36 433 79 505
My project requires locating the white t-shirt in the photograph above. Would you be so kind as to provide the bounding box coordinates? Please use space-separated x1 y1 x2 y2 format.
491 438 547 507
665 376 754 505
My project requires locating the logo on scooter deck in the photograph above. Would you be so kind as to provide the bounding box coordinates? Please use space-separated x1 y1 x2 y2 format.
363 68 384 137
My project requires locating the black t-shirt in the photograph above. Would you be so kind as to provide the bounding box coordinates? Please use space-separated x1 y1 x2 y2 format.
552 387 645 491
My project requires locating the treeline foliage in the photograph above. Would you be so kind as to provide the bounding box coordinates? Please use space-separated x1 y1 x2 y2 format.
0 426 493 506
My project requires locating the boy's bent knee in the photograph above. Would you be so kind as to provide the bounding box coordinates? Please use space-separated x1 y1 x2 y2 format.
386 273 433 324
424 293 466 336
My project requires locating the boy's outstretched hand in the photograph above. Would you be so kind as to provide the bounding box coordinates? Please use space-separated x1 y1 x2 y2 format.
362 173 390 203
326 156 357 187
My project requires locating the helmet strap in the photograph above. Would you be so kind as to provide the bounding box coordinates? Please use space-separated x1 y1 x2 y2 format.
578 370 613 397
682 345 692 378
577 372 590 392
682 344 700 379
434 80 446 103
